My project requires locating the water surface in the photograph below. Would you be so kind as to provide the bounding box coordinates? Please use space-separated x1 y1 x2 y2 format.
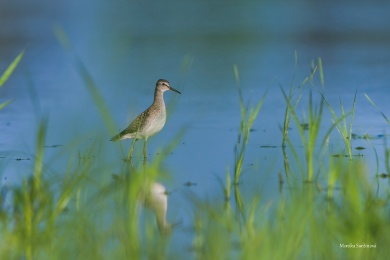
1 0 390 255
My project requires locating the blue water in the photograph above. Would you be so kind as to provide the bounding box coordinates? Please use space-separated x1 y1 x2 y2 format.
1 0 390 256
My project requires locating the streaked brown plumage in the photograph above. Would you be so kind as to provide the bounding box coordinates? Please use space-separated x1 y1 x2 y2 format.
111 79 181 158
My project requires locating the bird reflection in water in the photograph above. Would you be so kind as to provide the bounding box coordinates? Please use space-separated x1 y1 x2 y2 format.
112 172 179 235
139 182 172 234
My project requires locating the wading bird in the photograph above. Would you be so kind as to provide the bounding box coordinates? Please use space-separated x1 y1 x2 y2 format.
111 79 181 159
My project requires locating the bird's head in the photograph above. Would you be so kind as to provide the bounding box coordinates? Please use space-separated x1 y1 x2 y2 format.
156 79 181 94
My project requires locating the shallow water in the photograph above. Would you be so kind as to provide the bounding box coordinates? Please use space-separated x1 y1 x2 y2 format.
1 0 390 255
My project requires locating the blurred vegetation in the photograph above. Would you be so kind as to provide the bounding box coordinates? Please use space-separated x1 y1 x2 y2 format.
0 50 24 110
1 53 390 259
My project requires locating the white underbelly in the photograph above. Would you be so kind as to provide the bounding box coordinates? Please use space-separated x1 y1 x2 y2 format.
142 114 166 139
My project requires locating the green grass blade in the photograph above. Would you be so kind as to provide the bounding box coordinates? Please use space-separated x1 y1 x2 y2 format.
75 60 116 134
364 93 390 124
0 100 12 110
234 185 246 224
349 90 357 138
233 64 240 86
317 111 351 155
53 25 73 50
0 49 25 87
33 120 47 188
53 27 116 133
318 57 324 87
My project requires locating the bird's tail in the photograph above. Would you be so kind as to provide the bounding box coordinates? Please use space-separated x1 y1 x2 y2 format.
110 133 122 142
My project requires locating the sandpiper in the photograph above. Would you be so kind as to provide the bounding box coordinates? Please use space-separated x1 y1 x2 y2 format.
111 79 181 159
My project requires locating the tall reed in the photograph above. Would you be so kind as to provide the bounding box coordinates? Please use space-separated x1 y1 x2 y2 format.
322 90 357 159
233 65 266 185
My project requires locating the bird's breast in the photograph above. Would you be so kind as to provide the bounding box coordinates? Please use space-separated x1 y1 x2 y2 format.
142 110 166 138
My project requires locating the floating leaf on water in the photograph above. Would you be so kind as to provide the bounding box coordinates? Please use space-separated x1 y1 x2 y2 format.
300 123 309 130
183 181 197 187
363 134 382 139
355 146 366 150
44 144 63 148
260 145 278 148
332 154 349 158
350 133 384 140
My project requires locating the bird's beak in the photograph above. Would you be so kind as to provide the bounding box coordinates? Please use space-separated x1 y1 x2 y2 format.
169 86 181 94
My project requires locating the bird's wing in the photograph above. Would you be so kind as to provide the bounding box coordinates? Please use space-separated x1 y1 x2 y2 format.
120 109 150 136
110 106 153 141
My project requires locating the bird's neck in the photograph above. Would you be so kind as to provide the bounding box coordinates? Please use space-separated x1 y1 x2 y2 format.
153 89 165 107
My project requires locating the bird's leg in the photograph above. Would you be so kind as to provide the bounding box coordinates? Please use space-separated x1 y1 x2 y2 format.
128 139 137 159
143 139 147 159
